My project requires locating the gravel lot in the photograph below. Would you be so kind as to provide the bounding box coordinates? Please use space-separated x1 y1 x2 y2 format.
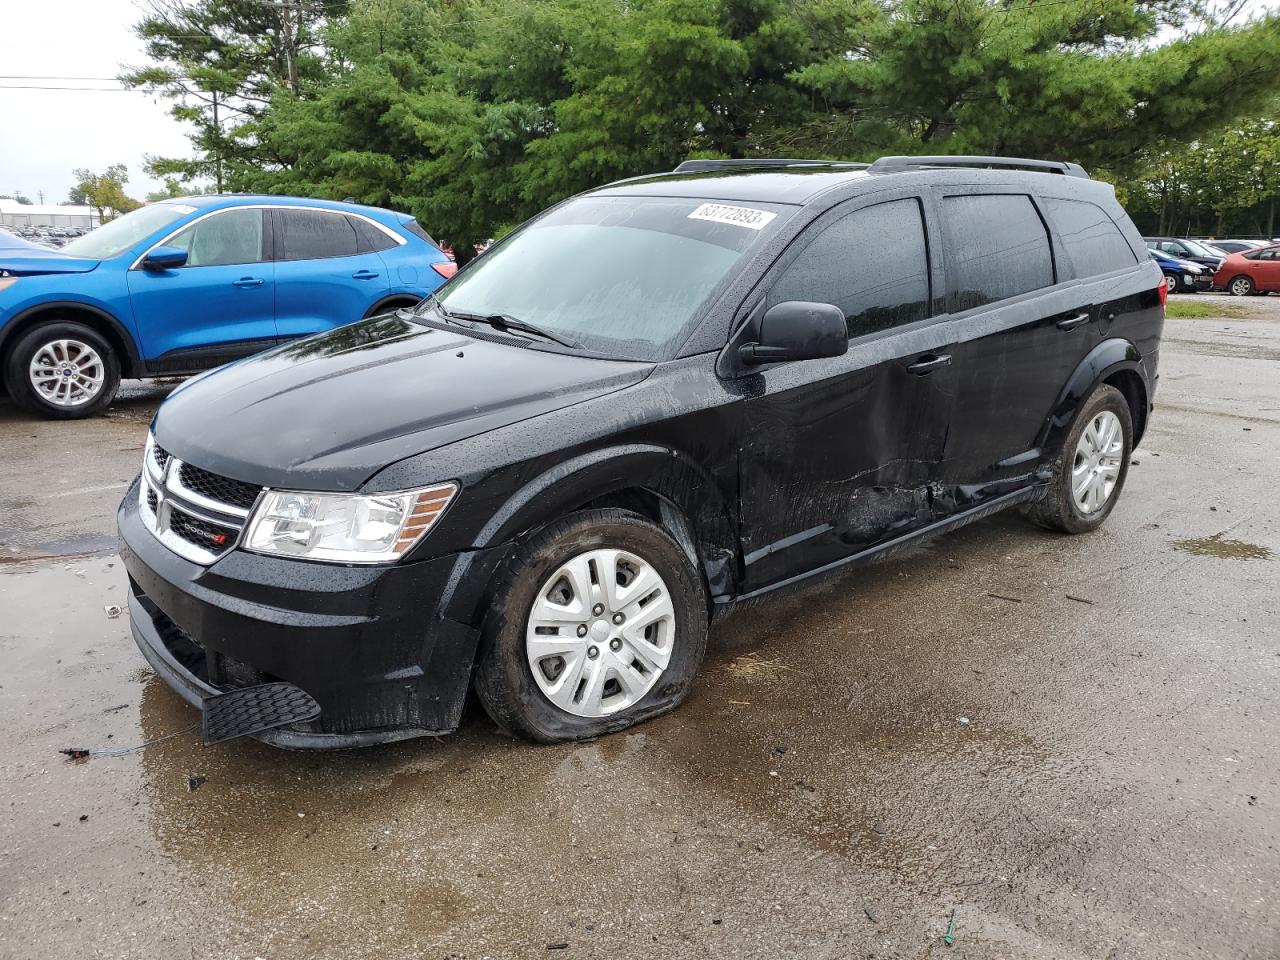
1 294 1277 959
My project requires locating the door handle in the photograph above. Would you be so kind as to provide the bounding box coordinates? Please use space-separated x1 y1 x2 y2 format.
906 354 952 374
352 270 380 280
233 277 264 288
1056 311 1091 330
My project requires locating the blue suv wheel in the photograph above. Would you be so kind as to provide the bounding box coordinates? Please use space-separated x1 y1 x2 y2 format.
4 320 121 419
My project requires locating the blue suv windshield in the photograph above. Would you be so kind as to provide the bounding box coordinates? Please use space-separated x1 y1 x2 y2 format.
61 203 194 259
435 195 791 361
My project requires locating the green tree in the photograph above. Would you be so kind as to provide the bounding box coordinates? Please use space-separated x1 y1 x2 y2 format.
791 0 1280 171
147 0 1280 251
121 0 349 190
71 165 142 222
1125 111 1280 236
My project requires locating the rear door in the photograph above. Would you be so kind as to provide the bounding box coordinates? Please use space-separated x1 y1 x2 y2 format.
126 207 276 365
272 208 392 339
736 192 957 590
930 190 1139 510
1249 247 1280 289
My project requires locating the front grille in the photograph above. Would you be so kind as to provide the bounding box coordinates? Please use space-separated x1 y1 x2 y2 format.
179 462 262 511
141 434 258 565
169 510 239 554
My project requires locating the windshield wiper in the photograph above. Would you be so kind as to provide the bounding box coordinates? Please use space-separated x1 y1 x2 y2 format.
435 305 581 350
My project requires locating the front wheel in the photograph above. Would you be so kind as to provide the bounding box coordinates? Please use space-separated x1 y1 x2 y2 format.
1163 273 1179 295
1228 275 1255 297
1024 384 1132 534
474 508 707 742
3 321 121 419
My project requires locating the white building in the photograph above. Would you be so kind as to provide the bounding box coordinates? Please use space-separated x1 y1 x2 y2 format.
0 199 100 229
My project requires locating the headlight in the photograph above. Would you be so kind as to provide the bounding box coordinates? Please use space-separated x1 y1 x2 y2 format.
1184 263 1202 274
244 483 457 564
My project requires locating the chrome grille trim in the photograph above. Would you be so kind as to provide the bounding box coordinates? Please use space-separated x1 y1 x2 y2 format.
140 434 260 565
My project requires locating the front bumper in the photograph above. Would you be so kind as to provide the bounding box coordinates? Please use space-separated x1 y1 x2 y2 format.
118 479 507 748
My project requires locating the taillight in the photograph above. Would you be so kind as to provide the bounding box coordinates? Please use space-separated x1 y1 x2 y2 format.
1157 279 1168 308
431 261 457 280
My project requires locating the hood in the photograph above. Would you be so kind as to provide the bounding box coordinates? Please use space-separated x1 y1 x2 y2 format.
0 251 101 276
153 314 653 491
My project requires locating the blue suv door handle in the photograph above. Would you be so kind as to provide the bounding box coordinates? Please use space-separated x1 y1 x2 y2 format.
233 277 265 288
351 269 380 280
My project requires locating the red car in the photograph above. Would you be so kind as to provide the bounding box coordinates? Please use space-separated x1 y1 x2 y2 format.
1214 243 1280 296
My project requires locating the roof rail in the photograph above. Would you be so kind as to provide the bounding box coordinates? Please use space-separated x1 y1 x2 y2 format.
867 155 1090 179
673 158 869 174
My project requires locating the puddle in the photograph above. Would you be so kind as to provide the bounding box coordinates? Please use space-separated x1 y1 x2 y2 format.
1173 534 1273 560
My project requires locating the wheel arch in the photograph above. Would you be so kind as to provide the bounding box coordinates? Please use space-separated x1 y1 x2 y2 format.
442 445 740 628
1041 338 1149 454
0 301 143 382
363 293 423 318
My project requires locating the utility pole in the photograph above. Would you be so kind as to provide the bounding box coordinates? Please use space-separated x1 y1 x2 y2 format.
212 89 224 193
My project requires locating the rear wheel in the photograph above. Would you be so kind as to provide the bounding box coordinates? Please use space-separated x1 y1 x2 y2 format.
4 321 121 419
1024 384 1132 534
474 508 707 742
1228 275 1255 297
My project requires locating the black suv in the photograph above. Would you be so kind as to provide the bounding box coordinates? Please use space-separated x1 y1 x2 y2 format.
118 156 1164 748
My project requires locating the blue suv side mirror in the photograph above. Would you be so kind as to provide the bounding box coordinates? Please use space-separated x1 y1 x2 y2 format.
141 246 189 270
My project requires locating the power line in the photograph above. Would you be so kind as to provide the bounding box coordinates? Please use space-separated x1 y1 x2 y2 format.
0 85 149 92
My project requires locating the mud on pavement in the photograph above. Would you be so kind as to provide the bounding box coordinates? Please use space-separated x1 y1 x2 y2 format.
1 297 1278 959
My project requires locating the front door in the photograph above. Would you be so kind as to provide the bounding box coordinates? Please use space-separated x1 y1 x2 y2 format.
737 194 956 591
272 208 392 339
127 207 275 366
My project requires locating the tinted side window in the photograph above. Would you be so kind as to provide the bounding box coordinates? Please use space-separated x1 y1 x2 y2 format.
277 209 360 261
941 194 1053 311
402 219 437 246
1041 197 1138 279
168 209 265 267
348 215 398 253
769 198 931 338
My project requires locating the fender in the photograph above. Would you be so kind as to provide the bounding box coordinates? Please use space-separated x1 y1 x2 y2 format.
438 443 740 626
0 299 144 377
1039 337 1146 456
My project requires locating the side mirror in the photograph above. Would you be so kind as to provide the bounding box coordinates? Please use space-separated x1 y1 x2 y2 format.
739 301 848 365
141 246 188 270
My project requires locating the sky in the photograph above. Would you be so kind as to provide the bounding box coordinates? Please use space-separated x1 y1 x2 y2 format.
0 0 192 205
2 0 1279 207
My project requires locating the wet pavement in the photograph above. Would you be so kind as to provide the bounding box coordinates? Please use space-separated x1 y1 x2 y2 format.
2 296 1277 959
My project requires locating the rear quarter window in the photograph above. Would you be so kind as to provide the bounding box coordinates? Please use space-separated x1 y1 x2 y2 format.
1040 197 1138 279
402 219 437 247
941 194 1054 312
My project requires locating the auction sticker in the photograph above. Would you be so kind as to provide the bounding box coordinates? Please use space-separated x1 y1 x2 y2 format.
688 203 776 230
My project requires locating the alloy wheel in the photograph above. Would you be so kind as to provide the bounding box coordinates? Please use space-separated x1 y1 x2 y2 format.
526 548 676 718
1072 410 1124 514
28 338 106 407
1165 274 1178 294
1230 277 1253 297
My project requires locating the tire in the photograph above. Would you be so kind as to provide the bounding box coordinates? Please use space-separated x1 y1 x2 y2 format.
3 321 121 419
1228 275 1255 297
1024 384 1132 535
473 508 708 743
1163 273 1179 295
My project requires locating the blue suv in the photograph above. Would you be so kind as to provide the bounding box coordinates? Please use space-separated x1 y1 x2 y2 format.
0 196 455 418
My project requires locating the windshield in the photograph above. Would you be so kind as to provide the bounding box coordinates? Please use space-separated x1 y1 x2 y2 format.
432 195 790 360
61 203 193 259
1181 239 1223 258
